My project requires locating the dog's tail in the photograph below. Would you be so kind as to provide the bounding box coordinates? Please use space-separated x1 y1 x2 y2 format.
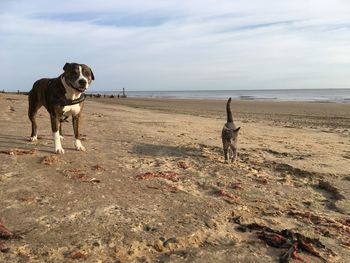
226 97 233 123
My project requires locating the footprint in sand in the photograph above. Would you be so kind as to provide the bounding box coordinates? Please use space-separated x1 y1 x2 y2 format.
342 151 350 159
7 106 16 112
262 148 290 158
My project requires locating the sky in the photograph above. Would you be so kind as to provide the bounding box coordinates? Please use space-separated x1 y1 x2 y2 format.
1 0 350 92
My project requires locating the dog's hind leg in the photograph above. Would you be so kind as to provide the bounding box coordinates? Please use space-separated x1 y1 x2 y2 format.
230 144 237 163
51 114 64 154
223 142 230 163
28 94 41 141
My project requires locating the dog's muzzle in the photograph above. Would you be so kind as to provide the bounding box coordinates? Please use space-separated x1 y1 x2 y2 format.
77 79 87 91
69 79 87 92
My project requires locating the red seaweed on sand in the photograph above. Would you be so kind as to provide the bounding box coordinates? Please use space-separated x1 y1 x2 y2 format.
137 171 179 182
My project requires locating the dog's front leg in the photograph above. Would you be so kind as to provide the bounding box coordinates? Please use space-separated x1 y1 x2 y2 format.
72 115 85 151
59 121 64 140
50 115 64 154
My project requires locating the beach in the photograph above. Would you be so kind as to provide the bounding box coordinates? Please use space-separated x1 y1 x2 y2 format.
1 93 349 262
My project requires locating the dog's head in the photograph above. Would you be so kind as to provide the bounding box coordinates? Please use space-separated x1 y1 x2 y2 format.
63 62 95 92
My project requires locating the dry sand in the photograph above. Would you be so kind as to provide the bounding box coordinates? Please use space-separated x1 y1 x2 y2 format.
0 93 349 262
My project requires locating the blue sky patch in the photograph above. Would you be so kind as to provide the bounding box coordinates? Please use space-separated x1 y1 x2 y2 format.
33 11 179 27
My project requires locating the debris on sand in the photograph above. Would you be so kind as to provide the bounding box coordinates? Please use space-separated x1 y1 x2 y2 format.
0 241 10 253
255 178 268 185
17 196 37 203
0 219 17 253
63 168 87 180
89 178 101 183
137 172 179 182
217 189 240 204
163 237 178 248
229 182 242 190
0 220 13 239
0 149 36 155
288 210 350 247
341 240 350 247
91 164 105 172
69 251 87 260
63 168 101 184
177 161 189 169
232 217 336 263
41 155 59 165
287 210 334 225
153 240 164 252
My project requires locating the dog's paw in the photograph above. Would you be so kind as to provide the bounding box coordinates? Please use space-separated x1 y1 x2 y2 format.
29 136 37 142
55 148 65 154
75 145 86 152
74 140 86 152
60 135 64 140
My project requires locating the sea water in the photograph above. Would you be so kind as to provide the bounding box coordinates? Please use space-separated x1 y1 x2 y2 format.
98 89 350 102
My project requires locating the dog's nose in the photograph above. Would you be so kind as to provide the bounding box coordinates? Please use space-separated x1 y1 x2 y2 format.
78 79 87 86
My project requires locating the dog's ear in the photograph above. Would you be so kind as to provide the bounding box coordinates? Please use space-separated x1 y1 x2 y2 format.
63 63 70 71
234 127 240 132
90 68 95 80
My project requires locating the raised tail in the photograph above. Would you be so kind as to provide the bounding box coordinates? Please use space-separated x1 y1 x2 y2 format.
226 97 233 123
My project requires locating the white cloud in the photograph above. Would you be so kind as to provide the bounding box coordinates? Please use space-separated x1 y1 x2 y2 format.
1 0 350 91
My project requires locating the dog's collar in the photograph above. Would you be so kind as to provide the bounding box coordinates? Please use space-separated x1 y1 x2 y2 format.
53 93 86 107
48 78 86 106
60 76 86 106
61 93 86 106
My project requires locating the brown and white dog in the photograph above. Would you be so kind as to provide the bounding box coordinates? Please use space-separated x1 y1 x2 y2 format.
28 62 94 154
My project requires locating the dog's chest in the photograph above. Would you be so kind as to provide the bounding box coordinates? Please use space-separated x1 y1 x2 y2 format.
62 104 81 116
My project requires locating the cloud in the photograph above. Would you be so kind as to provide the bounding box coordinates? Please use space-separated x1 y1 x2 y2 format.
1 0 350 91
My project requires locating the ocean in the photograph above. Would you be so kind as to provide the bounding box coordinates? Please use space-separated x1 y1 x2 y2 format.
97 89 350 102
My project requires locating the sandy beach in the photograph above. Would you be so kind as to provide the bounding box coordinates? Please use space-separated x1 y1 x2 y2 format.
0 93 349 262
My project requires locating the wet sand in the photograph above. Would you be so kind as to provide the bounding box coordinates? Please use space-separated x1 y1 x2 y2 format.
0 93 349 262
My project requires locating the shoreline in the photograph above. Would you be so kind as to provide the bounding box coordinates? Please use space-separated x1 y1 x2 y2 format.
107 96 350 103
90 97 350 132
89 87 350 103
2 89 350 103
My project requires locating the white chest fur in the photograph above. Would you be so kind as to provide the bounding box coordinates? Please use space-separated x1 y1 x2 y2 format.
63 104 81 116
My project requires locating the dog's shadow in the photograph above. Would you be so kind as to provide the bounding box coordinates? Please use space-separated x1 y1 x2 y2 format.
132 143 203 158
0 134 32 145
0 134 52 153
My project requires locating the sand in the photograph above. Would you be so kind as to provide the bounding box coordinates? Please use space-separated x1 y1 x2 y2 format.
0 93 349 262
